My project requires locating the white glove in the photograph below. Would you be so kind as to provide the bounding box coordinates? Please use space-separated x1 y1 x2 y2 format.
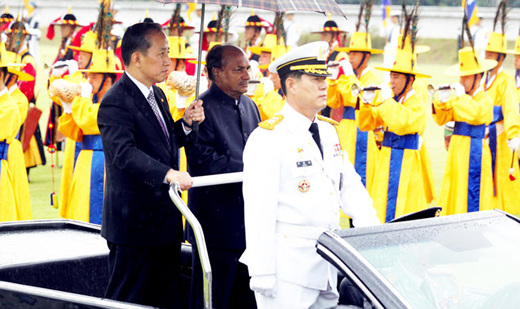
51 64 68 78
250 275 277 298
507 137 520 152
80 82 93 98
438 83 451 103
175 92 189 109
361 84 377 104
64 60 79 75
451 83 466 97
61 99 72 114
380 83 392 102
327 61 340 80
261 77 274 95
246 81 259 97
339 60 354 77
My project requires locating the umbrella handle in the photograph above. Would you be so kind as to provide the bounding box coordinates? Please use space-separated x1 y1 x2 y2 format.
192 3 206 134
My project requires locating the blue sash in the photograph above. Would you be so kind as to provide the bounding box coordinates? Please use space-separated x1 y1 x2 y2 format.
82 135 103 151
0 141 8 184
382 132 419 222
488 106 503 195
453 122 484 212
342 106 355 120
73 141 82 170
355 128 368 187
386 147 404 222
382 132 419 150
81 135 104 224
0 141 8 160
453 122 485 139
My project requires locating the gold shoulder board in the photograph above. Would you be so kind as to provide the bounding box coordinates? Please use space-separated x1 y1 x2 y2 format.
259 114 284 130
317 115 339 126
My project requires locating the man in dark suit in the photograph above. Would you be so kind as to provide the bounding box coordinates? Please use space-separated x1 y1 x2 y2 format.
186 44 260 309
97 22 204 308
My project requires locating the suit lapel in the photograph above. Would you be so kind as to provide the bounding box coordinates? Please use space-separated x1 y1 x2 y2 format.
122 74 173 154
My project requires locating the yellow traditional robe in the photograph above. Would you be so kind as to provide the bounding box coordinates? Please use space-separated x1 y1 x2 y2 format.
432 89 494 215
58 96 104 223
53 71 85 216
358 90 427 222
254 88 285 121
327 69 380 194
0 90 22 221
413 78 436 204
485 70 520 213
8 86 32 220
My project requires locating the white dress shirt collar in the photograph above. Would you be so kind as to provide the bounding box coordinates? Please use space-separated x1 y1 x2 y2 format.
281 103 315 132
126 72 153 99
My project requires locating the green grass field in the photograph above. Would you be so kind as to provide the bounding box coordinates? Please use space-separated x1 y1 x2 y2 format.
27 34 516 220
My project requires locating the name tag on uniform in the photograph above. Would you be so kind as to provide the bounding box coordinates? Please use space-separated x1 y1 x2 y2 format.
296 160 313 168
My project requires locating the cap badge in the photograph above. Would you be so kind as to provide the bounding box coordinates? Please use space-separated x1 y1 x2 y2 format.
318 45 328 61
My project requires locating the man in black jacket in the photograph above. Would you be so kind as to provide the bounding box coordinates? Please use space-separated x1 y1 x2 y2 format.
186 44 260 309
98 22 204 308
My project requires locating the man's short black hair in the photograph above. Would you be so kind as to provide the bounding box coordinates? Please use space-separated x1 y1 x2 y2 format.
0 67 8 81
121 22 164 67
206 44 242 82
105 73 117 84
280 71 304 96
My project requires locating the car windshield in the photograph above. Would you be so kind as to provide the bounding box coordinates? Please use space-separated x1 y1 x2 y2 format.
344 213 520 308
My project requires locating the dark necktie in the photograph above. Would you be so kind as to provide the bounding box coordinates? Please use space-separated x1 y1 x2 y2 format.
147 90 170 146
309 122 323 158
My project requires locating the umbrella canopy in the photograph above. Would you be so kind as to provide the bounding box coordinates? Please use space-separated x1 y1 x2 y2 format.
154 0 346 17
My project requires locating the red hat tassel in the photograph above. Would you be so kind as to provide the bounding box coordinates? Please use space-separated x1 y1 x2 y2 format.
46 17 61 40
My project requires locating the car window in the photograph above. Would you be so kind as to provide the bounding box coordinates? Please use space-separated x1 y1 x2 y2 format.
343 215 520 308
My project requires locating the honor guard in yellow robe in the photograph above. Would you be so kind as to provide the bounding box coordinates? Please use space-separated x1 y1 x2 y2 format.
57 49 122 224
162 13 197 75
46 8 81 63
5 50 34 220
433 47 497 215
312 17 349 121
0 42 29 221
507 36 520 165
484 32 520 213
0 7 14 31
242 11 271 61
5 20 44 175
248 34 289 120
327 31 383 193
395 35 436 204
359 36 431 223
53 31 94 218
241 41 380 309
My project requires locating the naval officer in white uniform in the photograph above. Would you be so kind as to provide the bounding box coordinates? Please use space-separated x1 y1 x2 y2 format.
240 41 381 309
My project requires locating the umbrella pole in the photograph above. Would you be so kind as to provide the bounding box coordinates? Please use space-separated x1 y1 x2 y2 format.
192 3 206 133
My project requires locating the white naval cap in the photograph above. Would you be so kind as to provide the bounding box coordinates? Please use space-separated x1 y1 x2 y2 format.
268 41 332 78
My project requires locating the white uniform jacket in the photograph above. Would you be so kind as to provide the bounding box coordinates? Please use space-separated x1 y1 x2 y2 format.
240 104 380 290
